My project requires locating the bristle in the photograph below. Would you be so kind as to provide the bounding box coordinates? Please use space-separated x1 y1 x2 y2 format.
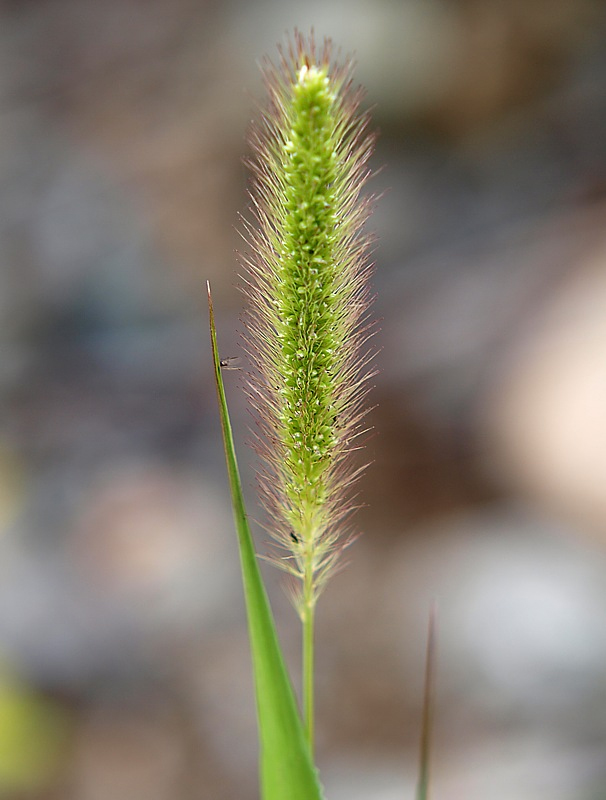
241 31 376 616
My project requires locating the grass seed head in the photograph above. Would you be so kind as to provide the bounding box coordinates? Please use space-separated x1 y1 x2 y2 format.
241 31 377 616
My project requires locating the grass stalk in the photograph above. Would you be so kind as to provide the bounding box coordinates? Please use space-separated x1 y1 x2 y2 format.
302 592 315 750
241 31 377 752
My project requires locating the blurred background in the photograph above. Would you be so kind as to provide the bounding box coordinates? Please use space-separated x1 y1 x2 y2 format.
1 0 606 798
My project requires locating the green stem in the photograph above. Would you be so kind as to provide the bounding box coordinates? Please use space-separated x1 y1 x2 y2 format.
302 595 315 753
302 526 317 752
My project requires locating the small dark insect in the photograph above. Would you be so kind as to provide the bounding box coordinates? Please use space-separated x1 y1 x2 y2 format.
290 532 300 543
220 356 241 370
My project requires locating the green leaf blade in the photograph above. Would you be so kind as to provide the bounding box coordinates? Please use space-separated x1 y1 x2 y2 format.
207 282 324 800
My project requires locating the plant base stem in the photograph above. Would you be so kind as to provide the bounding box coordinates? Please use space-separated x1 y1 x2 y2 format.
303 604 315 753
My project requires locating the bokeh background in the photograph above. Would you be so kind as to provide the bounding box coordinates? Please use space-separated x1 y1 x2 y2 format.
2 1 606 798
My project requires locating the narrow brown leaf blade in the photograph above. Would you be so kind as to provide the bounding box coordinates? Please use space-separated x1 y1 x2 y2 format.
416 602 437 800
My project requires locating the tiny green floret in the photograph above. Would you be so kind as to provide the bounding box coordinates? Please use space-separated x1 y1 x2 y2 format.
242 32 376 747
